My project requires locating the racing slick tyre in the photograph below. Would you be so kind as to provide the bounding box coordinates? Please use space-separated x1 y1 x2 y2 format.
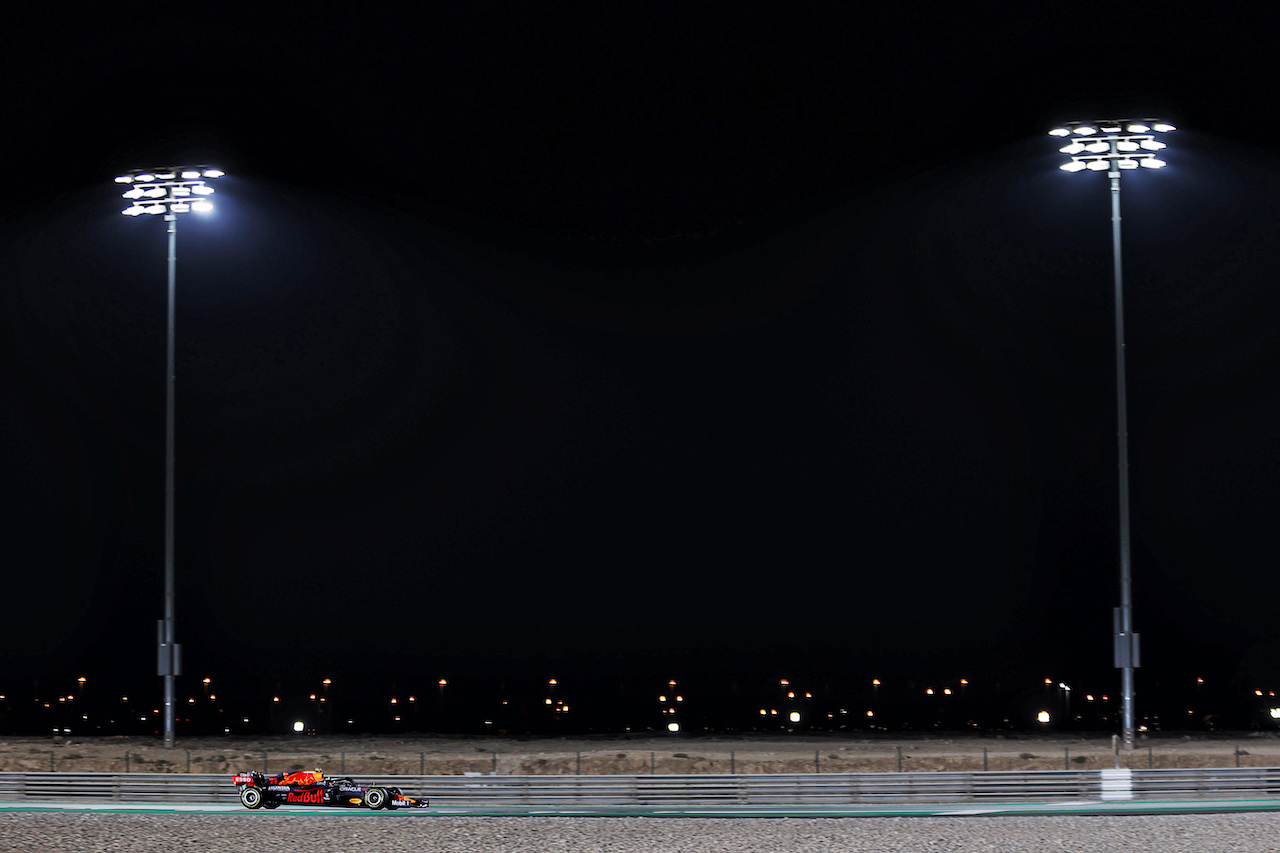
240 787 264 810
364 787 388 810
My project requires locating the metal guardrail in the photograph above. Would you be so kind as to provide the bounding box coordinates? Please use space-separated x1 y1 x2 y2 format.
4 767 1280 807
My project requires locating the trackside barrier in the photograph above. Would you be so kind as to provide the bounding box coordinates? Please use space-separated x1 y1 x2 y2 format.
4 768 1280 806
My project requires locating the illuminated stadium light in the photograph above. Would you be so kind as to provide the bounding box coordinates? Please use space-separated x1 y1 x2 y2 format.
1037 711 1051 724
1046 119 1175 751
109 164 227 750
115 166 222 217
1049 119 1174 174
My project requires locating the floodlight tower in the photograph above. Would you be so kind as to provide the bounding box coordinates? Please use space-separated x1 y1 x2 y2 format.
114 166 225 748
1048 119 1175 749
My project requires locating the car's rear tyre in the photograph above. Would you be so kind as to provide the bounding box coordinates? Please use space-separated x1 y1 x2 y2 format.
364 787 388 810
240 787 264 810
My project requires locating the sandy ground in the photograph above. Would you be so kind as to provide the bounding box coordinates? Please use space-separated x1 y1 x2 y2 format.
3 733 1280 775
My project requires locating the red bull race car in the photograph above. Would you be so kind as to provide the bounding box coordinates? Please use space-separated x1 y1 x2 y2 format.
233 769 429 810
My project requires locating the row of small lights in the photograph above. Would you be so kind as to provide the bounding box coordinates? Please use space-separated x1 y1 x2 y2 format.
1048 120 1175 172
32 675 1280 721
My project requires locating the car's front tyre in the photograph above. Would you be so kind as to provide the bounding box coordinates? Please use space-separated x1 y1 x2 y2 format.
364 787 387 810
240 787 264 809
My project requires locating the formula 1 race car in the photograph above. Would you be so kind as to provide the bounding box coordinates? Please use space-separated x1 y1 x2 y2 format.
232 769 429 810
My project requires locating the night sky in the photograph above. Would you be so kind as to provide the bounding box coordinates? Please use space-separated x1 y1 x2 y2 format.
4 3 1280 724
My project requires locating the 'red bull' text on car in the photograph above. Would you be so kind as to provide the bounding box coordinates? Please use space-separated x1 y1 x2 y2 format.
233 769 429 810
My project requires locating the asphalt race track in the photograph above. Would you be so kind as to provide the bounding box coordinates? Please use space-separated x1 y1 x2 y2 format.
4 802 1280 852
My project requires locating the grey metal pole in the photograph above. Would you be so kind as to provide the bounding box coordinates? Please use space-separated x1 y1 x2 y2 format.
1109 163 1136 749
163 213 177 749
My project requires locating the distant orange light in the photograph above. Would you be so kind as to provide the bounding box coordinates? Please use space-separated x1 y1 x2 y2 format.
872 679 880 685
549 679 558 686
545 698 553 705
1045 678 1052 685
439 679 448 686
203 678 211 685
926 688 934 695
943 688 952 695
960 679 968 685
78 677 86 684
323 679 332 685
780 679 789 686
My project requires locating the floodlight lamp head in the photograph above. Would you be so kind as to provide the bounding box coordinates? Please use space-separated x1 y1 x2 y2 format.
112 166 227 216
1048 127 1071 137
